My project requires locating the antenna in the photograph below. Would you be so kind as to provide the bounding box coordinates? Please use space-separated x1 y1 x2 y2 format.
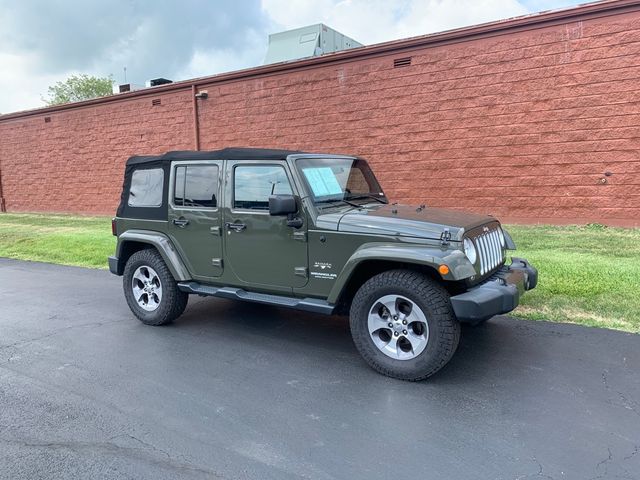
123 67 127 83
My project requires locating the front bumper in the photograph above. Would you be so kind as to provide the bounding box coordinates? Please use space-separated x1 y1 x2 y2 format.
450 257 538 324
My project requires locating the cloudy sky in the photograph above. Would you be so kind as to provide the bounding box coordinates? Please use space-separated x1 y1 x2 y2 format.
0 0 584 114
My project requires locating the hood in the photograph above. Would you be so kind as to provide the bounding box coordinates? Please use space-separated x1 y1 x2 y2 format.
318 204 496 240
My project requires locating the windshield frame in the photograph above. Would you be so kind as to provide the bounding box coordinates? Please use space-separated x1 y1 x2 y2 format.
293 156 387 208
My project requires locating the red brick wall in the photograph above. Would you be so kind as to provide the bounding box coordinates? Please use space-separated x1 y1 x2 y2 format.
0 91 194 213
1 6 638 225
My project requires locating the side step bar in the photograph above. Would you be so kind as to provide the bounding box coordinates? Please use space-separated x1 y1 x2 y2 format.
177 281 336 315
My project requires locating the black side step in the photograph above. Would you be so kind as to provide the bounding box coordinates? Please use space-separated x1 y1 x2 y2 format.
177 282 335 315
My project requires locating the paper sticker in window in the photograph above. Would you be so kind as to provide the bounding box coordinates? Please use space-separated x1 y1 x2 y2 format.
303 167 343 197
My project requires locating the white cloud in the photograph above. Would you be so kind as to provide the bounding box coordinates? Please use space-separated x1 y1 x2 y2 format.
176 29 267 81
0 52 72 114
0 0 267 114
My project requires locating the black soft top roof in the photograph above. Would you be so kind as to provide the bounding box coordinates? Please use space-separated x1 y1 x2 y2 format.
126 147 306 166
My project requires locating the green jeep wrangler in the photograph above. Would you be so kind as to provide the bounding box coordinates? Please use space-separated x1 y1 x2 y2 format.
109 148 537 380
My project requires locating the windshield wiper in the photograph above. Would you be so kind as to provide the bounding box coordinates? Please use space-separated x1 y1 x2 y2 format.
316 198 361 209
345 194 388 204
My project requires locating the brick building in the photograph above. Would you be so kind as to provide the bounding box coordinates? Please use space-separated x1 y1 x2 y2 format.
0 0 638 225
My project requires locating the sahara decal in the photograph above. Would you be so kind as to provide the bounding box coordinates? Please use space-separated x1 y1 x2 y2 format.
311 261 337 280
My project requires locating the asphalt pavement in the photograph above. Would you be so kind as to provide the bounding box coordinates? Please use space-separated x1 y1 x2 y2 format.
0 258 639 480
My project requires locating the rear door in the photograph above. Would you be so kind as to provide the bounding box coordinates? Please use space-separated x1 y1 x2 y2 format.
167 160 224 281
223 160 308 291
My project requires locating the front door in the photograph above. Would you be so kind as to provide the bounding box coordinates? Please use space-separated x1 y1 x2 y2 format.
168 160 224 281
224 161 308 291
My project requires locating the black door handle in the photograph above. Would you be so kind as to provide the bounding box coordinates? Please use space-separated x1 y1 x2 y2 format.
225 222 246 232
173 218 190 228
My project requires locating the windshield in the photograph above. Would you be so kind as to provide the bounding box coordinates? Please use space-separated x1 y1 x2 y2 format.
295 157 387 206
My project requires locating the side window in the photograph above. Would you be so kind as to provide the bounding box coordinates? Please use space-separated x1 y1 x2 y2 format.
234 165 293 210
128 168 164 207
174 165 219 208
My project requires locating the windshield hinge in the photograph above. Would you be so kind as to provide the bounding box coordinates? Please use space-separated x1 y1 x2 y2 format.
440 228 452 246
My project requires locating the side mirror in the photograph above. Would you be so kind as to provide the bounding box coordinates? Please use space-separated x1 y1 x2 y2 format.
269 194 297 216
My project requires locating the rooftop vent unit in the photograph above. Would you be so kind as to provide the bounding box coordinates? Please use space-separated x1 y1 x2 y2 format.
117 83 145 94
264 23 363 65
149 77 173 87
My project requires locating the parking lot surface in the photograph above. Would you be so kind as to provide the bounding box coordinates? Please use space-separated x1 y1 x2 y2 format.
0 258 639 479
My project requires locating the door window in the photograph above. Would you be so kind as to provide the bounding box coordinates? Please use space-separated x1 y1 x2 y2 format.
233 165 292 210
174 165 219 208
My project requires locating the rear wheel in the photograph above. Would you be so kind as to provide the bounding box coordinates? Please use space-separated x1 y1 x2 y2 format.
350 270 460 381
123 249 188 326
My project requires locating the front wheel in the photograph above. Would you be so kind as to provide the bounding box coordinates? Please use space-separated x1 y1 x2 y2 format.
349 270 460 381
123 249 188 326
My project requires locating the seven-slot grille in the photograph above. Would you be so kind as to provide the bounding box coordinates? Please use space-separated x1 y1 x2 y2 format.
471 227 505 275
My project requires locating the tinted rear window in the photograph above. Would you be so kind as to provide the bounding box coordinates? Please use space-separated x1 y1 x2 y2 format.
128 168 164 207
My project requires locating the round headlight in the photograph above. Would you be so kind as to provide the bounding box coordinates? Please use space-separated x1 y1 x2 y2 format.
498 227 505 247
463 238 477 264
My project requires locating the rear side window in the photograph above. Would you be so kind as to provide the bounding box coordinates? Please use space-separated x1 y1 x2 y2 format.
128 168 164 207
174 165 219 208
234 165 292 210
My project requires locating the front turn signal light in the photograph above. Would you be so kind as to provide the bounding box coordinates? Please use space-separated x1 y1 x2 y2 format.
438 265 450 276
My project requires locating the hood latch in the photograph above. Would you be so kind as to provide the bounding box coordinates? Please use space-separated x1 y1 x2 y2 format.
440 228 452 246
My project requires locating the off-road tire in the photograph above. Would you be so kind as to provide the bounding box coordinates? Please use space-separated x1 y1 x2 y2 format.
123 248 188 326
349 269 460 381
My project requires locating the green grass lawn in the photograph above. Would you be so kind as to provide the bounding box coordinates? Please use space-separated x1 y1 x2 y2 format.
507 224 640 333
0 213 115 269
0 213 638 333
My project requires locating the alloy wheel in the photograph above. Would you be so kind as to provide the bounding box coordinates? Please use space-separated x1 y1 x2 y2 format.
367 294 429 360
131 265 163 312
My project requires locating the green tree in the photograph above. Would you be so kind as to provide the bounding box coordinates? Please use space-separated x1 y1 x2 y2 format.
43 74 114 105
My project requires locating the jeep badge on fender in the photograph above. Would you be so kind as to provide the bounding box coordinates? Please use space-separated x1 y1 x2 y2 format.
109 148 537 381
